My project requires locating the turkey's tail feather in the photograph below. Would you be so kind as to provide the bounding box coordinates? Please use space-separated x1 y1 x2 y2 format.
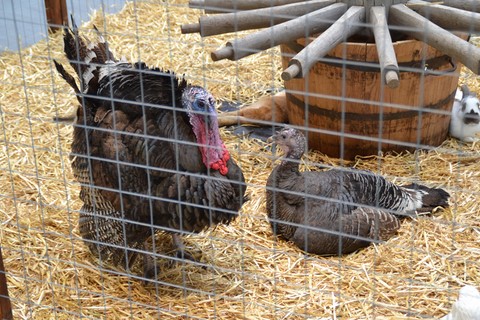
76 155 147 269
79 205 144 269
62 15 117 93
78 172 242 271
52 59 81 123
53 60 80 94
403 183 450 214
54 16 119 122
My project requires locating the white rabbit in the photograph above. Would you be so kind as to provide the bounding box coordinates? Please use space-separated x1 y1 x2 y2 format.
440 285 480 320
449 85 480 142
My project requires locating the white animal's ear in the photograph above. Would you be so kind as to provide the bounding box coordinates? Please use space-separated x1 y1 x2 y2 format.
461 84 471 98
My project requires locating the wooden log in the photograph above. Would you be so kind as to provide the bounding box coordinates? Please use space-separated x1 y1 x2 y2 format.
442 0 480 13
181 0 335 37
407 0 480 33
282 6 366 80
370 6 400 88
211 3 347 61
44 0 68 32
189 0 306 14
389 4 480 74
0 247 12 320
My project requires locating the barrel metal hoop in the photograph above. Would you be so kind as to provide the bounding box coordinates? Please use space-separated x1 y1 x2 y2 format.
284 41 458 75
315 55 456 75
286 90 456 122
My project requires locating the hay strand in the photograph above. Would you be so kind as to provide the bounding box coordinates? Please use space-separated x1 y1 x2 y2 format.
0 1 479 319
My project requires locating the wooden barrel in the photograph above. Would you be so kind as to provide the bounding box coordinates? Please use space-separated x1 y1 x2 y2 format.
280 38 462 159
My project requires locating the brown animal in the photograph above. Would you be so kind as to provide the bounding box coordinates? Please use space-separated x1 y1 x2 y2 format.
266 128 450 255
217 91 288 126
54 22 247 278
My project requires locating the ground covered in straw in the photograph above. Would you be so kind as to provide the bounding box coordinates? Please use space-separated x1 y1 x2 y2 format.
1 1 479 319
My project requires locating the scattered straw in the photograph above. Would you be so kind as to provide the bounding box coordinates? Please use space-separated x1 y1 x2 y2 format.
0 1 479 319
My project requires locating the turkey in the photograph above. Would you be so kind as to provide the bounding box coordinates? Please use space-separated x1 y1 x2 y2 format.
54 22 247 278
449 84 480 142
266 127 449 255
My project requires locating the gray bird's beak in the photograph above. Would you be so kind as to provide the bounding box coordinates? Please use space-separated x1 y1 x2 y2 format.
266 135 277 154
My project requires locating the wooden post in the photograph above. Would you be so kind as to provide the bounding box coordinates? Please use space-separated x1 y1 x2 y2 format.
44 0 68 32
407 0 480 33
389 3 480 74
211 3 347 61
282 6 365 80
181 0 335 37
189 0 306 13
0 247 13 320
370 6 400 88
443 0 480 13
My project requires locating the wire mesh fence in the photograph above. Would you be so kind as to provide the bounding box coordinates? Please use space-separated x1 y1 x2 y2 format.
0 0 479 319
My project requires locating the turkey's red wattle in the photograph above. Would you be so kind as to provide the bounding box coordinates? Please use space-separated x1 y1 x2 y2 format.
210 145 230 175
192 115 230 175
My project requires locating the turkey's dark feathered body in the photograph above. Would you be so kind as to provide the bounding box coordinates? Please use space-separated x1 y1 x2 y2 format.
266 128 449 256
57 26 246 269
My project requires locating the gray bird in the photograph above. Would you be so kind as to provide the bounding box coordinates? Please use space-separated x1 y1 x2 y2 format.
266 127 449 255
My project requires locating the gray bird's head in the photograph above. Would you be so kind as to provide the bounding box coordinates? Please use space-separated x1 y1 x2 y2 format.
269 127 306 159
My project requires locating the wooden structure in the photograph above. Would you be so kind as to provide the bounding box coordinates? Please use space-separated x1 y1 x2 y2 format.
281 38 463 158
0 248 12 320
44 0 68 32
182 0 480 87
183 0 480 158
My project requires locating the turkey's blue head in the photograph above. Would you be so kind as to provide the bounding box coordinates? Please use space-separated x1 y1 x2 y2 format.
182 86 230 175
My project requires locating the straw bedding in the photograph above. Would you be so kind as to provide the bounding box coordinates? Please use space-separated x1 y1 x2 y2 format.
0 1 479 319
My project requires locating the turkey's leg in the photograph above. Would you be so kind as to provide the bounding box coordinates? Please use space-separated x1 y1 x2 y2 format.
172 234 196 262
142 242 159 280
142 234 198 280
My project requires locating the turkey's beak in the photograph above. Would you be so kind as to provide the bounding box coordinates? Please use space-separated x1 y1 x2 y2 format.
203 112 211 127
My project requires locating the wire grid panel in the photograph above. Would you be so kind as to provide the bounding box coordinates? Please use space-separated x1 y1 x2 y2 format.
0 1 479 319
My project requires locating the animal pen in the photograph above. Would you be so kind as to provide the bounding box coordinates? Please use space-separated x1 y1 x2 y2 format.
0 0 479 318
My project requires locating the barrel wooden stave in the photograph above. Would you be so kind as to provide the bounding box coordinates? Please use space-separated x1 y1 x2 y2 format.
281 38 462 159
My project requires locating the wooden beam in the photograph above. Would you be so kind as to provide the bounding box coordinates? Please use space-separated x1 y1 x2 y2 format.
181 0 335 37
44 0 68 32
407 0 480 33
389 4 480 74
189 0 306 14
370 6 400 88
0 247 12 320
282 6 365 80
211 3 347 61
442 0 480 13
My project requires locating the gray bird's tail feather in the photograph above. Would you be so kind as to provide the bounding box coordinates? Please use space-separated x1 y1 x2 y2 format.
403 183 450 214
